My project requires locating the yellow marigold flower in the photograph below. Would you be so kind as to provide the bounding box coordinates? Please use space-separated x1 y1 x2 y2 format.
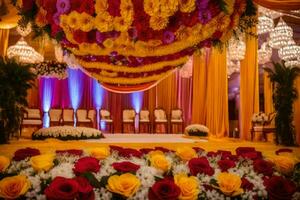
217 173 243 197
30 154 55 172
59 14 69 29
95 0 108 14
106 173 140 198
220 30 233 43
120 0 134 18
95 13 114 32
114 17 131 32
270 155 296 175
0 175 31 199
224 0 235 14
103 39 114 49
35 8 47 27
218 16 231 31
67 11 80 29
176 147 197 161
79 43 91 53
160 0 179 17
144 0 160 16
0 156 10 172
149 151 170 172
179 0 196 13
147 40 162 47
90 147 110 160
175 26 190 40
78 13 94 32
150 16 169 30
174 173 200 200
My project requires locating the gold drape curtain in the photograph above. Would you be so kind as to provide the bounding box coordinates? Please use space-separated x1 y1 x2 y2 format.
0 29 9 57
253 0 300 10
240 27 260 140
294 77 300 145
264 71 274 115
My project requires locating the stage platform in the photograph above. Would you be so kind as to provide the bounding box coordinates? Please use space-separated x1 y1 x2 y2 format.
1 134 300 158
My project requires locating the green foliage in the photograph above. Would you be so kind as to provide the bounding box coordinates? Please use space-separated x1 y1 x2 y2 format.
264 62 300 146
0 58 35 143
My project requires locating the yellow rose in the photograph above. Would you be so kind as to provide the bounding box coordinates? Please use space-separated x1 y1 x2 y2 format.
0 156 10 172
0 175 31 199
174 173 200 200
149 16 169 31
149 151 170 172
271 156 296 175
217 173 243 197
106 173 140 197
30 154 55 172
176 147 197 161
90 147 110 160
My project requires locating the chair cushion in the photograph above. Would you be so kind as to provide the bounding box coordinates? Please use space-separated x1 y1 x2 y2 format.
123 119 134 123
123 110 135 120
77 119 91 123
22 119 42 125
27 109 41 119
171 119 183 123
140 119 150 122
155 119 168 123
171 110 182 120
140 110 149 120
154 109 166 120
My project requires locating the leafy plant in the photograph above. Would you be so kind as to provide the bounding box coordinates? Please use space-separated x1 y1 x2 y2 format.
264 62 300 146
0 58 35 143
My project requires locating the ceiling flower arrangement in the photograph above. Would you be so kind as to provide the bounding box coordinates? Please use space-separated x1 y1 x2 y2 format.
16 0 256 92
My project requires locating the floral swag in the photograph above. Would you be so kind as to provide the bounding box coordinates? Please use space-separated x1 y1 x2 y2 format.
16 0 256 92
0 146 299 199
34 60 68 79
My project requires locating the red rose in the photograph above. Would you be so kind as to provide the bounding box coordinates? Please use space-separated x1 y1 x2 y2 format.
107 0 121 17
45 177 79 200
13 148 40 161
140 148 154 155
154 147 174 153
118 148 143 158
236 147 256 155
109 145 124 152
56 149 83 156
22 0 35 11
207 151 218 157
275 148 293 155
236 147 262 160
74 177 95 200
78 0 95 15
217 159 236 172
42 0 57 13
73 30 88 44
112 161 140 172
73 157 100 174
265 176 297 200
188 157 214 176
70 0 81 11
253 159 273 177
241 178 254 191
148 178 181 200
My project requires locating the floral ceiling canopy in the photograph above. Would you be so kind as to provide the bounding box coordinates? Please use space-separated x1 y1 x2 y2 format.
18 0 256 92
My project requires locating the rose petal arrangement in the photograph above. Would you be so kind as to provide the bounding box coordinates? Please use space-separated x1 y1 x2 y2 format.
0 146 299 199
18 0 256 92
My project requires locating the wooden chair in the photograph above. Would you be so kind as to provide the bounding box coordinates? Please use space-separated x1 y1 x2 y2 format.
20 108 42 137
76 109 94 128
251 112 276 141
49 109 62 126
153 108 168 133
122 109 136 133
100 109 114 133
170 108 184 133
139 109 151 133
62 109 74 126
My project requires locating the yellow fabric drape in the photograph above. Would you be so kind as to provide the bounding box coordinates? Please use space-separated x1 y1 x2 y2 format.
240 27 260 140
253 0 300 10
264 71 274 115
0 29 9 57
0 0 20 29
294 77 300 145
205 47 229 138
191 50 208 124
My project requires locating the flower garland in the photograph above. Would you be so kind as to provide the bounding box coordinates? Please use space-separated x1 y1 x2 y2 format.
185 124 209 137
18 0 257 91
34 60 67 79
0 146 299 199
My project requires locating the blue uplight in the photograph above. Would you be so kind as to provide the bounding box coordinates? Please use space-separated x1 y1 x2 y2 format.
131 92 143 113
92 79 104 129
41 78 54 128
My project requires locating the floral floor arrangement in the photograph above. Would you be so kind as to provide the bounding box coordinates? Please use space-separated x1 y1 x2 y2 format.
32 126 104 140
0 146 299 200
185 124 209 137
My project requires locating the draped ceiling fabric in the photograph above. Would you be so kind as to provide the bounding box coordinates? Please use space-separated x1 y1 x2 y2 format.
253 0 300 10
0 29 9 57
294 78 300 145
0 0 20 29
240 25 260 140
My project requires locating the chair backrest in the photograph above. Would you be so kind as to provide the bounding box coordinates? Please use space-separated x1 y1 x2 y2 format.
49 109 62 121
88 109 96 121
123 109 136 120
100 109 111 119
63 109 74 121
171 109 182 120
77 109 88 121
154 109 166 120
27 109 41 119
140 110 149 120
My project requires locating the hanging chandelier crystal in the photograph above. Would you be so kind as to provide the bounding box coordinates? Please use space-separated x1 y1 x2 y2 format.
227 59 240 77
257 15 274 34
227 35 246 61
269 18 293 49
179 56 193 78
278 39 300 61
285 60 300 68
7 25 43 64
258 6 282 19
258 42 272 64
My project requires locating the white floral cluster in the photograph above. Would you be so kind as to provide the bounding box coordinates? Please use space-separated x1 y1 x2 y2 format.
184 124 209 135
34 60 68 79
252 112 269 123
32 126 103 140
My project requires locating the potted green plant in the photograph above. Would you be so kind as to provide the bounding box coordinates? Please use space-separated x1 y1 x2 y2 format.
264 62 300 146
0 58 35 143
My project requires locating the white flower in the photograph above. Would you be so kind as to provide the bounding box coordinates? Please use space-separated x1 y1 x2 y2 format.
49 163 75 179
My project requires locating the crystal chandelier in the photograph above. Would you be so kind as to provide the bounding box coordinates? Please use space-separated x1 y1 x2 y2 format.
227 35 246 61
179 56 193 78
278 39 300 61
258 42 272 64
258 6 282 19
7 25 44 64
285 60 300 68
269 18 293 49
257 15 274 34
227 59 240 77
